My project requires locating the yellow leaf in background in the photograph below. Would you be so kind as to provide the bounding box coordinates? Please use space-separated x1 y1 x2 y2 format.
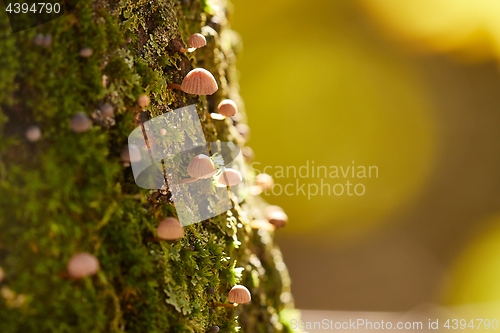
360 0 500 62
443 215 500 306
231 0 438 240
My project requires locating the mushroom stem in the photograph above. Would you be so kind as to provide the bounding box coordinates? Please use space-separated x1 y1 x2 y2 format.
212 303 237 308
179 47 197 53
167 83 183 91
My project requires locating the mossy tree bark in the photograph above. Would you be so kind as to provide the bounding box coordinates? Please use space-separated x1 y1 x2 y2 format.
0 1 296 332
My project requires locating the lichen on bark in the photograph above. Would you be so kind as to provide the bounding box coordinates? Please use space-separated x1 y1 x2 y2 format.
0 0 296 332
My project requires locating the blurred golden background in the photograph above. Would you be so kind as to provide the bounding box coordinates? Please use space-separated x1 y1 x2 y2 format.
230 0 500 312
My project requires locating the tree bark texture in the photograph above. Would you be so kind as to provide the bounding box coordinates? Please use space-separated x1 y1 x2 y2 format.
0 1 296 332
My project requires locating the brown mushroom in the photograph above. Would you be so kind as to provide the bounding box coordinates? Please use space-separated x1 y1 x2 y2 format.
266 210 288 229
121 144 142 163
218 168 242 187
188 33 207 48
79 47 93 58
100 103 115 117
217 99 238 117
26 126 42 142
70 112 92 133
67 252 100 279
137 94 150 108
157 217 184 240
228 285 251 304
236 123 250 141
250 219 275 231
187 154 217 179
180 68 218 95
241 146 254 162
255 173 274 191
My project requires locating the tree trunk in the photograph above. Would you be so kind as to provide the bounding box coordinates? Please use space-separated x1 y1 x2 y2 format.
0 1 296 332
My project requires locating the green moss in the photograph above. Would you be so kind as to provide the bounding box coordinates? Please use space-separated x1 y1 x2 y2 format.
0 0 297 332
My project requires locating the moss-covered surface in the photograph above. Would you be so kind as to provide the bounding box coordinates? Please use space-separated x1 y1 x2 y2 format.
0 0 296 332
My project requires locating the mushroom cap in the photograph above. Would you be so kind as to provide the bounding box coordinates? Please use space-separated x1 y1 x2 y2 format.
218 168 243 187
121 144 142 163
187 154 216 179
79 47 93 58
138 94 150 108
236 123 250 141
100 103 115 117
67 252 100 279
266 210 288 229
70 112 92 133
188 33 207 48
26 125 42 142
250 219 275 231
217 99 238 117
157 217 184 240
0 266 4 282
228 285 251 304
181 68 218 95
255 173 274 191
42 34 52 48
241 146 254 162
33 34 44 46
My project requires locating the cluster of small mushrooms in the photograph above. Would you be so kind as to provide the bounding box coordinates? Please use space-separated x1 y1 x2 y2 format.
183 152 243 187
15 30 290 320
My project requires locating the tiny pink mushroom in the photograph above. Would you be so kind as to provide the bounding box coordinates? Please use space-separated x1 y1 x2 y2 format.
157 217 184 240
180 68 218 95
218 168 242 187
228 285 251 304
188 33 207 48
217 99 238 117
67 252 100 279
138 94 150 108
